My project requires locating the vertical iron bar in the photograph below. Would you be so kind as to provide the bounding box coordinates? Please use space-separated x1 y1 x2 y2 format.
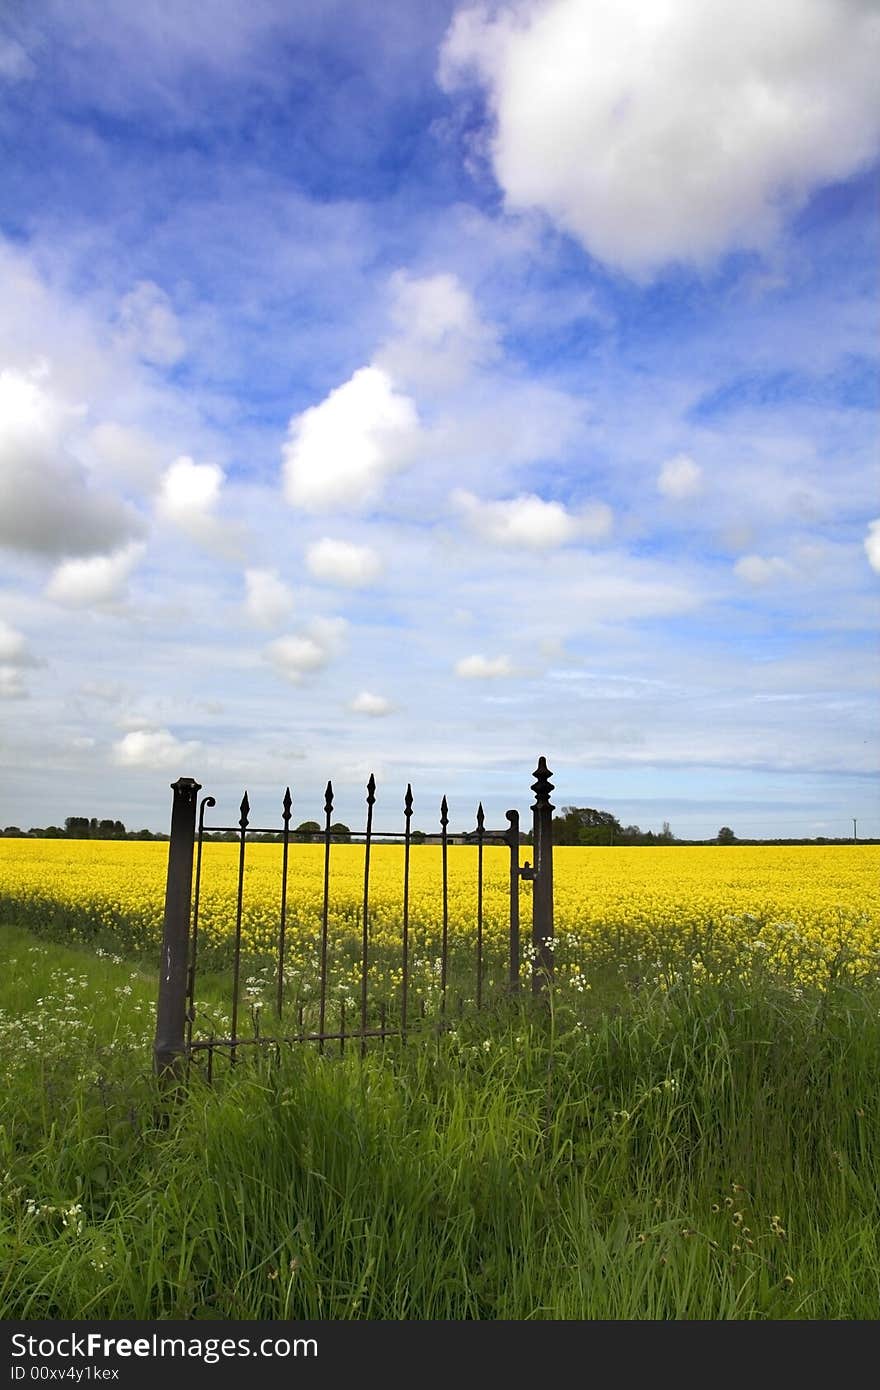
319 781 333 1053
531 757 555 994
231 791 250 1063
476 802 485 1009
186 794 215 1058
440 795 449 1014
505 810 521 992
276 788 292 1018
154 777 201 1081
402 783 412 1042
360 774 376 1056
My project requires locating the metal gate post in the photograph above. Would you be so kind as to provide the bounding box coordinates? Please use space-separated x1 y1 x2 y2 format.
531 756 554 994
153 776 201 1080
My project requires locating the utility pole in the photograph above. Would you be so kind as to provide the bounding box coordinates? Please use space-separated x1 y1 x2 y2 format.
853 818 858 842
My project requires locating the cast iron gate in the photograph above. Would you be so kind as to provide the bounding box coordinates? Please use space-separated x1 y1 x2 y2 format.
154 757 555 1079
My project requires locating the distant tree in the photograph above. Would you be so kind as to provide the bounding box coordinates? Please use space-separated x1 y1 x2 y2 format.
294 820 321 842
3 826 24 837
660 820 674 843
65 817 90 837
134 828 155 840
553 806 623 846
717 826 737 844
330 822 351 842
411 829 427 844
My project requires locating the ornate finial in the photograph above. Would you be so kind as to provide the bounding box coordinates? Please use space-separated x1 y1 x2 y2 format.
404 783 413 819
282 787 292 823
440 795 449 829
239 791 250 828
325 780 334 817
531 756 554 812
476 802 485 835
366 773 376 806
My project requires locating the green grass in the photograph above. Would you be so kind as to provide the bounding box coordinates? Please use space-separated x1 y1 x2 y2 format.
1 921 880 1318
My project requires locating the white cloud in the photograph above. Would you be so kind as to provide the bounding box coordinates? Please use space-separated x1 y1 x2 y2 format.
452 489 611 548
349 690 393 716
455 653 515 678
0 619 32 666
658 453 703 500
157 455 222 522
377 270 498 391
282 365 420 512
113 728 201 770
45 541 145 608
266 618 348 684
734 554 792 585
0 666 27 699
305 538 383 587
243 568 295 627
155 454 242 556
114 280 185 366
865 519 880 575
0 366 141 557
440 0 880 276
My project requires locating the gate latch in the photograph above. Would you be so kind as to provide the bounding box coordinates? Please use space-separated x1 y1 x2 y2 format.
519 860 536 881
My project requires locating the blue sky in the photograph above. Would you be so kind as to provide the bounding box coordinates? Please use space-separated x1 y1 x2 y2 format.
0 0 878 839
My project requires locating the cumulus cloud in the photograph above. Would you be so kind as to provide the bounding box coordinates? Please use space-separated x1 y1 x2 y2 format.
349 690 393 716
113 728 201 770
453 489 611 548
658 454 703 500
0 620 39 697
0 366 142 557
734 554 792 585
282 365 420 512
440 0 880 276
377 270 498 391
155 454 242 555
305 538 383 587
864 520 880 575
45 541 145 608
266 617 348 684
455 653 515 678
114 280 185 366
243 568 295 627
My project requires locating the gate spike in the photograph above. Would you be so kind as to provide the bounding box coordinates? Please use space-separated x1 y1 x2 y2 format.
325 780 334 816
404 782 413 819
239 791 250 828
366 773 376 806
531 756 554 811
476 802 485 833
282 787 292 823
440 795 448 829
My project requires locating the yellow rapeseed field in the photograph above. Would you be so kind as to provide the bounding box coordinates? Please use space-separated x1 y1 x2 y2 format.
0 839 878 998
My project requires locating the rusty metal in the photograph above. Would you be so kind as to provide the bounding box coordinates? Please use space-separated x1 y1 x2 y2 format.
531 757 555 994
402 783 412 1041
186 793 215 1058
165 757 557 1077
476 802 485 1009
230 791 249 1063
153 777 201 1080
440 794 449 1013
276 788 292 1018
505 809 520 992
361 773 375 1056
319 781 333 1051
